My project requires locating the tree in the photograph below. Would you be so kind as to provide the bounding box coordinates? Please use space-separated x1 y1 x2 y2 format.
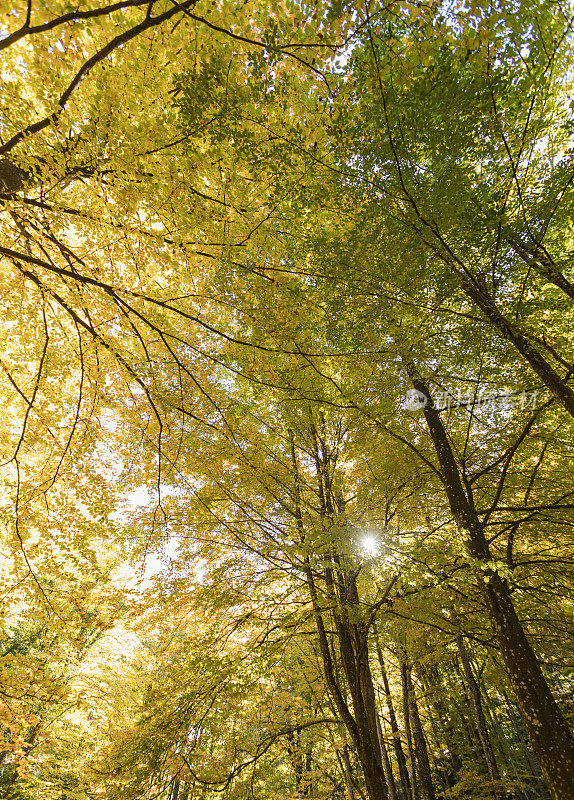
1 1 573 798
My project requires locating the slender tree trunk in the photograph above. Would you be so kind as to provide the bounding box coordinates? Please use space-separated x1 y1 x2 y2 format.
404 664 436 800
481 686 538 800
292 430 389 800
339 745 357 800
451 657 485 756
287 728 305 796
456 635 501 782
374 630 412 797
303 561 389 799
403 364 574 799
482 570 574 798
401 660 419 800
417 678 457 793
377 712 400 800
335 599 390 800
416 659 463 784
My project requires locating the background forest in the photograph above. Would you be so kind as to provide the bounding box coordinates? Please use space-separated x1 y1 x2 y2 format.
0 1 573 799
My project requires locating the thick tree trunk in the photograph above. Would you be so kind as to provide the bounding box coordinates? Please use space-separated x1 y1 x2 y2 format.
403 365 574 800
456 635 501 782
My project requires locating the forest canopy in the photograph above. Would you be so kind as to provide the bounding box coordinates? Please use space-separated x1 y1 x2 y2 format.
0 1 573 799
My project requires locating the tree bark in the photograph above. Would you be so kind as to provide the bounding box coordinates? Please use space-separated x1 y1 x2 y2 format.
415 659 463 784
403 364 574 800
450 657 485 757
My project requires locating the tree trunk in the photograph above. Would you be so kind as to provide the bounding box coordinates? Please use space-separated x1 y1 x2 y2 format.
287 728 305 796
483 571 574 799
339 745 357 800
377 711 400 800
401 661 419 800
416 674 458 792
451 657 486 757
403 364 574 800
295 428 389 800
374 630 412 797
301 550 388 800
456 635 501 782
415 658 463 784
404 663 436 800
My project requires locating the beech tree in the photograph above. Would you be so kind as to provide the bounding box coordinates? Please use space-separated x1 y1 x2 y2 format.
1 1 573 799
